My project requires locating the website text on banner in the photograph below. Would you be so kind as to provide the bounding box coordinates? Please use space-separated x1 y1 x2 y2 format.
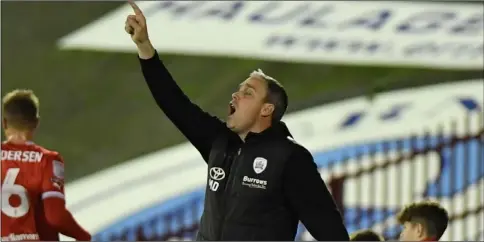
59 80 484 241
58 1 484 70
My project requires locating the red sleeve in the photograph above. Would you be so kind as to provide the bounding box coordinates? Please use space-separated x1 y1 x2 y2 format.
41 154 65 199
42 154 91 241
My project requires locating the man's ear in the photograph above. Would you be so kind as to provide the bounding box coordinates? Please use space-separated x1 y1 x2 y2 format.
33 117 40 130
415 222 426 238
261 103 275 118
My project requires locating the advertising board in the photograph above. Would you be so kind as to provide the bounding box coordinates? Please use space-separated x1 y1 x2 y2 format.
61 80 484 240
58 1 483 69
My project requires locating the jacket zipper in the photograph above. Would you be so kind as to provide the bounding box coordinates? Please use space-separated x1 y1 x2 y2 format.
217 147 242 240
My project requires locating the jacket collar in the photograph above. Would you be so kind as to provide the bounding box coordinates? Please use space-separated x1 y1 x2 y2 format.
244 121 293 143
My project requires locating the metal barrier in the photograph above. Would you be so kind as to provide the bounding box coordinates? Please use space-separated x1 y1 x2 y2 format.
102 111 484 241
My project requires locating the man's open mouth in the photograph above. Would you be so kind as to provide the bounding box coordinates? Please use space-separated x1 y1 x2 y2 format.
228 102 236 116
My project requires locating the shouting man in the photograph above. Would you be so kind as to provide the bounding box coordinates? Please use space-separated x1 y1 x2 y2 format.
125 1 349 240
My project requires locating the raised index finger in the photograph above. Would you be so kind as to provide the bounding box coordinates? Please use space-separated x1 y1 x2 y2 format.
129 0 143 16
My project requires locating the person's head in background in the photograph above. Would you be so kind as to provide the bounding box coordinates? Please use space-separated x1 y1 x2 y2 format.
350 229 385 241
226 69 288 139
2 89 40 142
397 200 449 241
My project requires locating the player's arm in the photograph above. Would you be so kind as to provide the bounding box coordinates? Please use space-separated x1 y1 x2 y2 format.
283 147 349 241
41 155 91 241
126 1 230 162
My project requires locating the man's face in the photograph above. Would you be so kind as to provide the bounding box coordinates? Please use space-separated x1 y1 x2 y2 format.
399 222 423 241
226 77 269 134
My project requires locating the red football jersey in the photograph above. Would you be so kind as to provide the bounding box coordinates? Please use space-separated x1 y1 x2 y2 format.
1 141 65 241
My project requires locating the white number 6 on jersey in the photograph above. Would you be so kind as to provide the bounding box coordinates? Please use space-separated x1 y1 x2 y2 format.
1 168 30 218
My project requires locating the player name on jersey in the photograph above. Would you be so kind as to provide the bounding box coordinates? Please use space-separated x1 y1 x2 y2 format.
1 150 43 163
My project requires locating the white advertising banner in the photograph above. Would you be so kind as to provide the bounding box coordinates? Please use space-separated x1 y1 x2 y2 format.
58 1 484 69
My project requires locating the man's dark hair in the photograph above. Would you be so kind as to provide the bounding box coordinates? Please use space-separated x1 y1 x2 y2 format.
2 89 40 130
397 200 449 240
350 229 384 241
250 69 288 122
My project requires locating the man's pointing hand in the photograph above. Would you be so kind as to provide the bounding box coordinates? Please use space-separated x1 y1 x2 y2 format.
125 1 155 59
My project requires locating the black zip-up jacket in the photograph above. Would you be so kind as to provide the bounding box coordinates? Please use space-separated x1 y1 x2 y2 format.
138 52 350 241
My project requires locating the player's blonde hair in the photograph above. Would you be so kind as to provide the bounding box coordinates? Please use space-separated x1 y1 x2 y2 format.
2 89 40 130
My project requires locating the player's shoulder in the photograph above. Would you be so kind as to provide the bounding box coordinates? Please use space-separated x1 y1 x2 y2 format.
27 143 64 163
31 144 61 158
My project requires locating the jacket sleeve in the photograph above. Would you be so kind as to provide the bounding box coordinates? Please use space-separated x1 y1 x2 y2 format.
139 52 229 161
283 147 349 241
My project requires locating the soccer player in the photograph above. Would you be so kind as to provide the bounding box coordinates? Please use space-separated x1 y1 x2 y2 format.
1 89 91 241
350 229 385 241
397 200 449 241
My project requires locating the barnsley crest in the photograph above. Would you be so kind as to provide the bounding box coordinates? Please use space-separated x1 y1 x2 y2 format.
253 157 267 174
